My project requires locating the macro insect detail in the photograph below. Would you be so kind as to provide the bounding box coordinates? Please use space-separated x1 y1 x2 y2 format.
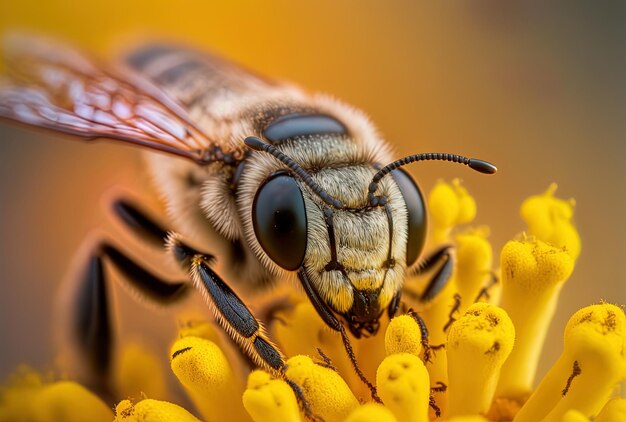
0 34 496 412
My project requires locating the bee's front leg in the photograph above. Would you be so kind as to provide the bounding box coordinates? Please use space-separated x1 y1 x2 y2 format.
109 199 320 418
408 244 456 302
165 235 318 419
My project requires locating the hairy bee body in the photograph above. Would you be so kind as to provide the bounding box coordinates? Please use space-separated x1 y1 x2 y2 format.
1 36 497 372
130 45 407 319
1 36 498 400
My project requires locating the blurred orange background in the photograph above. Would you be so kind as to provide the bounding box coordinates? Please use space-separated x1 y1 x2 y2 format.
0 1 624 385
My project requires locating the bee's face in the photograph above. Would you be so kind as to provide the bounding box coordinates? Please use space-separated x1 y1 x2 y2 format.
245 148 427 338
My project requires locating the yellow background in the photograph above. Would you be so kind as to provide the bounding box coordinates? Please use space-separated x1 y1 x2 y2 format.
0 1 624 385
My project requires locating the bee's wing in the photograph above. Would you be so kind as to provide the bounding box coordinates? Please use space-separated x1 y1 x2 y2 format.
0 34 220 163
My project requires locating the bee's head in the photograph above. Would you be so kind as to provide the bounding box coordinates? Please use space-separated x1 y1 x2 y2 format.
243 136 496 338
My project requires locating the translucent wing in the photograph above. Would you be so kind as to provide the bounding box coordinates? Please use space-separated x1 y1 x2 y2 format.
123 42 277 112
0 34 219 163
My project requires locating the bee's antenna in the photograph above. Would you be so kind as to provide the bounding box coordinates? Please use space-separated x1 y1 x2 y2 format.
244 136 344 209
368 152 496 205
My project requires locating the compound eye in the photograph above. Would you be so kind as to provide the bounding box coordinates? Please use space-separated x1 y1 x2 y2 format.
252 174 307 270
392 169 427 266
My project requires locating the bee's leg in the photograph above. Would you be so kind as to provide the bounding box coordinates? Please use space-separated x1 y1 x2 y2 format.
73 253 111 380
165 235 318 420
443 293 462 332
297 269 382 403
73 242 190 382
406 309 445 364
111 198 169 246
473 271 499 303
408 244 456 303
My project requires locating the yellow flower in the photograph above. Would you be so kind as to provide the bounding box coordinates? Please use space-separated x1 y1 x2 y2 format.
242 370 300 422
377 352 431 422
2 181 623 422
496 237 575 399
520 183 581 260
114 399 200 422
428 178 477 244
447 303 515 417
0 366 112 422
513 303 625 422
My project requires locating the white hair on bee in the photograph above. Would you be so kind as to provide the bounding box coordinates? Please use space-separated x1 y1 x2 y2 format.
237 110 409 316
0 34 500 403
311 93 394 165
200 173 243 240
146 151 274 291
300 167 408 314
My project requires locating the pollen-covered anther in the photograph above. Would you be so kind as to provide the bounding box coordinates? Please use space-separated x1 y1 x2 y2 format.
114 399 200 421
376 353 431 422
514 303 626 422
520 183 581 260
32 381 113 422
384 314 423 357
345 403 398 422
446 303 514 418
169 336 246 421
0 367 113 422
428 179 477 243
495 238 575 399
242 370 300 422
284 355 359 422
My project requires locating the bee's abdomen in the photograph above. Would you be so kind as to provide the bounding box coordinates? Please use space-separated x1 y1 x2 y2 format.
125 43 275 109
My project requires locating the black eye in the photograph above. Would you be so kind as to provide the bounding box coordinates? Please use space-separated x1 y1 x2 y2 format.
252 174 307 270
392 169 427 266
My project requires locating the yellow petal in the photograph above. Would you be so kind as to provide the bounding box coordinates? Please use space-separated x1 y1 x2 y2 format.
169 336 246 421
596 398 626 422
376 353 430 422
514 304 626 422
345 403 397 422
447 303 515 417
284 355 358 422
496 238 575 398
242 370 300 422
114 399 200 422
520 183 581 260
114 342 168 400
31 381 113 422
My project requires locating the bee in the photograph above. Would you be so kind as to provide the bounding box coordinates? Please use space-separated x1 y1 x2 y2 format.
0 34 496 408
